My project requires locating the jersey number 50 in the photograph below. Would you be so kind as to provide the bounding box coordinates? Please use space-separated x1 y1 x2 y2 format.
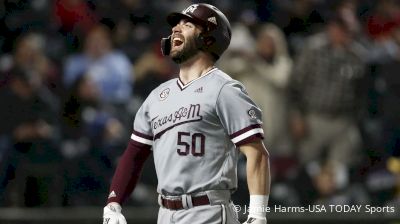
177 132 205 157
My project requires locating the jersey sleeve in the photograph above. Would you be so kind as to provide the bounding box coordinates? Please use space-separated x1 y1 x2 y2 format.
216 81 264 146
130 95 154 148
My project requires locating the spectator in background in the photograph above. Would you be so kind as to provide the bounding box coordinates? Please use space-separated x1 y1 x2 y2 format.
0 0 52 53
367 0 400 41
288 15 367 170
0 68 62 207
61 73 124 205
53 0 98 50
364 0 400 63
377 27 400 179
64 25 134 106
336 0 362 37
94 0 155 62
0 33 62 95
309 160 369 206
276 0 325 55
13 33 62 95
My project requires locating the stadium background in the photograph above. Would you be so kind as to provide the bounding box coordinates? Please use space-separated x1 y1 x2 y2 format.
0 0 399 223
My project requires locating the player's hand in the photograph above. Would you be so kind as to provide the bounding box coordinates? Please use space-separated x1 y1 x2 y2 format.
103 202 127 224
242 217 267 224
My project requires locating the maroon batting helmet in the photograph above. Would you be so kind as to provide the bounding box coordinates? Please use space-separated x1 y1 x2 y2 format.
161 3 232 60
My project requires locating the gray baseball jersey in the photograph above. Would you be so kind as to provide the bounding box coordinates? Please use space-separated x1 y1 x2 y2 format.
130 67 264 195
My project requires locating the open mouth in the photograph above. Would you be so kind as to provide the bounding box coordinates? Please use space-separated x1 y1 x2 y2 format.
172 37 184 47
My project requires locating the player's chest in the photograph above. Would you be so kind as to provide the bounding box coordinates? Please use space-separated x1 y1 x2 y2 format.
148 84 218 132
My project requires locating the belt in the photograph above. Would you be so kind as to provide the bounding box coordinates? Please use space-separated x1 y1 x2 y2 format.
160 195 210 210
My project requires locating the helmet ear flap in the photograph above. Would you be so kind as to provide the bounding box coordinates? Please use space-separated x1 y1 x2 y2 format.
161 35 172 56
196 34 205 48
197 33 215 50
204 36 215 46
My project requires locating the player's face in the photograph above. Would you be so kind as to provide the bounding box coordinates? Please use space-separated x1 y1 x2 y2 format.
170 19 202 64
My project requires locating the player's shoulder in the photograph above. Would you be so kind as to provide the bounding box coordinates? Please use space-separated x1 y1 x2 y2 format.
209 68 232 84
209 68 245 89
211 68 247 93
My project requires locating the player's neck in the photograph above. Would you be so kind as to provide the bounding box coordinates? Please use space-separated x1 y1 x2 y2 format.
178 54 215 85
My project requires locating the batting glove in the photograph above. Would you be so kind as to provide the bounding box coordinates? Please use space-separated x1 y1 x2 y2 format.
243 195 268 224
103 202 127 224
243 217 267 224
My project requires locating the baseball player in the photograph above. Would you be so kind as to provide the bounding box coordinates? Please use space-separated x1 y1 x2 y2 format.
103 3 270 224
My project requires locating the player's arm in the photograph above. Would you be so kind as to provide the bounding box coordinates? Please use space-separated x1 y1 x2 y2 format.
215 81 270 223
239 140 270 223
103 93 154 224
103 140 152 224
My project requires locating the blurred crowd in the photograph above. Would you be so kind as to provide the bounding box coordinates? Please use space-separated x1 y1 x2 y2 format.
0 0 399 211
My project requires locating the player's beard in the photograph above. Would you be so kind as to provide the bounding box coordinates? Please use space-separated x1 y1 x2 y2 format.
170 35 201 64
